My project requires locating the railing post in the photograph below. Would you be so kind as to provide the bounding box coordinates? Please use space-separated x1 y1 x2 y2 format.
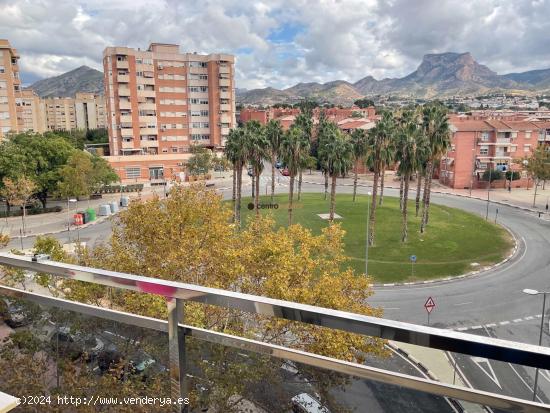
167 298 187 412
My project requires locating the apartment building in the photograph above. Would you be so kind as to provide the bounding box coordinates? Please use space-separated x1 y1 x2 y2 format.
440 118 550 189
102 42 236 182
0 39 21 138
42 97 76 131
75 92 107 130
16 89 46 133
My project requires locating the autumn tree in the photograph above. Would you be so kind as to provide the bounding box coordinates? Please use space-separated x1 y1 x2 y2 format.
1 176 36 234
23 185 386 411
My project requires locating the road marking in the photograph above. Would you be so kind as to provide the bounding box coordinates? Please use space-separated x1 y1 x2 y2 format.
470 325 483 330
471 356 502 389
453 301 472 306
486 323 497 328
499 321 510 326
513 318 523 323
456 327 468 331
384 307 400 310
524 316 535 320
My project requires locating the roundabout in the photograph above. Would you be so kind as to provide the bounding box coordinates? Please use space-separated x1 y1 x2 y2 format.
240 193 514 283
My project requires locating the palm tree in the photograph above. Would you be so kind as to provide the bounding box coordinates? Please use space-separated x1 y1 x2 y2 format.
420 105 451 233
280 125 310 226
294 108 313 201
350 129 368 202
244 120 269 217
224 127 247 226
316 110 331 200
266 119 283 202
324 129 353 222
396 113 427 242
366 112 395 246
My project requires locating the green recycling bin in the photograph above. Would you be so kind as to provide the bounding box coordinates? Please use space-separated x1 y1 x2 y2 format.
86 208 96 222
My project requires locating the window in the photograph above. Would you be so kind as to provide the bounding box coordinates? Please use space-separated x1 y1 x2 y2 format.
190 111 201 117
0 66 4 73
481 132 489 141
524 144 532 152
525 131 531 139
172 147 178 153
200 110 209 117
479 146 489 155
191 134 210 140
125 167 141 179
189 61 207 68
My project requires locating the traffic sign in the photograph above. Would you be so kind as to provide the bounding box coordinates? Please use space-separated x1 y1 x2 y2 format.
410 255 417 262
424 296 436 314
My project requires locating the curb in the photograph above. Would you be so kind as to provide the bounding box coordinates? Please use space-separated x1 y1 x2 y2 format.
16 213 114 239
386 342 465 412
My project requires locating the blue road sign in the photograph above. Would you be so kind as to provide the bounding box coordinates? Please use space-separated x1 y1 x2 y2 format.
410 255 417 262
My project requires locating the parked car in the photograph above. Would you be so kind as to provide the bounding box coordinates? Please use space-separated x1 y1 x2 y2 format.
291 393 331 413
97 347 165 381
275 160 283 169
282 168 290 176
0 298 34 328
50 326 104 361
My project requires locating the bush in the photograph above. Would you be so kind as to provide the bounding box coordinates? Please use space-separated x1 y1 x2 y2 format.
98 184 143 194
0 205 62 218
505 171 521 181
482 169 503 182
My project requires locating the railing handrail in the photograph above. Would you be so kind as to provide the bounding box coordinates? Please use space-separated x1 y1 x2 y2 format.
1 252 550 370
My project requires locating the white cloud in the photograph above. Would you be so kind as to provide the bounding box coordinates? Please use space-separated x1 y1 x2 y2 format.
0 0 549 89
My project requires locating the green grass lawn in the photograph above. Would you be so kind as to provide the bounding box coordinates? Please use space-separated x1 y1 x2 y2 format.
239 193 513 283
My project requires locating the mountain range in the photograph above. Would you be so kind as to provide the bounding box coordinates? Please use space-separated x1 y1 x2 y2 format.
24 53 550 104
29 65 103 98
237 52 550 105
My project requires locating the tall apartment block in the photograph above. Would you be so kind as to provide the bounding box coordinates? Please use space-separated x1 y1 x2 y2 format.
103 43 235 182
42 97 76 131
0 39 21 138
75 92 107 130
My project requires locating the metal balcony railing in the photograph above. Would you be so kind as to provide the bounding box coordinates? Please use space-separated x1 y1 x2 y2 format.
0 252 549 412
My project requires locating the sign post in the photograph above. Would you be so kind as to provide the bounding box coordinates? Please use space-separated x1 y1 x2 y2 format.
410 255 417 278
424 296 436 326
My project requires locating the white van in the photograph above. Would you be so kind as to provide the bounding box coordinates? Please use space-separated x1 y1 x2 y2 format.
291 393 331 413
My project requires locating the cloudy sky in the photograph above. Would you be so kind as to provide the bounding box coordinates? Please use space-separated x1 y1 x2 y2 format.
1 0 549 90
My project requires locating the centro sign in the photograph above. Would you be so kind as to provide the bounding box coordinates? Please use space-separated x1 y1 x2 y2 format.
247 203 279 210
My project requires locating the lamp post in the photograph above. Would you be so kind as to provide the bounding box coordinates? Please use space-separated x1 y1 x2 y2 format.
522 288 549 401
469 148 476 197
365 191 372 277
485 162 492 220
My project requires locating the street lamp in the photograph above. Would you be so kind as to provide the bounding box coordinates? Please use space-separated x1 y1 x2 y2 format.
485 161 492 220
365 191 372 277
522 288 549 401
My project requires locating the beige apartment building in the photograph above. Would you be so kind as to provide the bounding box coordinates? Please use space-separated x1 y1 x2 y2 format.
0 39 21 138
103 42 236 182
16 89 46 133
75 92 107 130
42 97 76 131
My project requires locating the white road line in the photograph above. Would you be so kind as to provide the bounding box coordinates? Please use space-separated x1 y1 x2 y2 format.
456 327 469 331
486 323 497 328
453 301 473 306
499 321 510 325
470 325 483 330
513 318 523 322
524 316 535 320
384 307 400 310
536 314 542 318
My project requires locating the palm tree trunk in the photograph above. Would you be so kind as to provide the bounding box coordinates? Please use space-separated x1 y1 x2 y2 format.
271 153 276 202
329 174 337 222
402 173 410 242
353 160 359 202
379 167 386 205
399 175 404 211
298 169 303 201
251 175 255 198
415 172 422 217
288 175 295 226
420 161 434 233
254 170 260 217
235 162 243 228
368 171 379 246
232 164 237 222
324 171 329 200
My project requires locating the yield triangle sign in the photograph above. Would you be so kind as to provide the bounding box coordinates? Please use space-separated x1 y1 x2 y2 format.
424 296 436 314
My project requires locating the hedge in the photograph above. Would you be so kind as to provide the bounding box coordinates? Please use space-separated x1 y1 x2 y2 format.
0 205 62 218
98 184 144 194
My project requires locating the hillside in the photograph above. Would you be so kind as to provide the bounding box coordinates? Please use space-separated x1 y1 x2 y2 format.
29 65 103 98
238 52 550 104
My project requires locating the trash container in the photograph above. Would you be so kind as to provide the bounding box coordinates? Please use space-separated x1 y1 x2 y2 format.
120 196 130 208
109 202 119 214
98 204 111 216
86 208 96 222
77 211 86 224
73 213 83 226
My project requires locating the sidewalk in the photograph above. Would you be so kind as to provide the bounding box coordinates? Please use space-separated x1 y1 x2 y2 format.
389 341 486 412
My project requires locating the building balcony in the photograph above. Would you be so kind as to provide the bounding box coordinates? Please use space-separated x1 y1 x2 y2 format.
219 91 231 99
140 139 159 147
138 102 156 111
118 87 131 97
116 60 129 69
118 100 132 110
120 128 134 138
219 78 231 87
119 115 133 123
121 140 135 149
220 113 232 123
221 127 230 135
187 79 209 87
140 127 158 135
219 65 231 74
0 252 548 413
138 90 156 98
117 74 130 83
219 103 231 111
